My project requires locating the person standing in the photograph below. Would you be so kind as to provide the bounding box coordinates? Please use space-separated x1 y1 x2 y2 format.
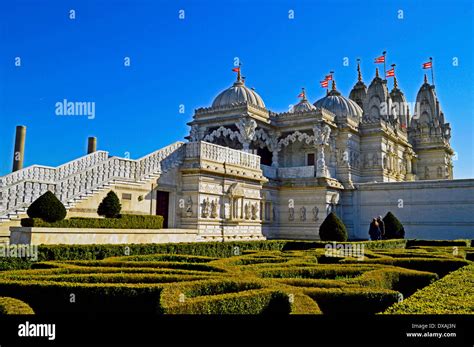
377 216 385 239
368 218 381 241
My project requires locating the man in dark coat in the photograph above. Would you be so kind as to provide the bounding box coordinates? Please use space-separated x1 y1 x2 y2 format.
377 216 385 239
368 218 381 241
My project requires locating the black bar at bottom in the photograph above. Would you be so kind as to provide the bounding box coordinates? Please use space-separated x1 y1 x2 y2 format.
0 314 472 345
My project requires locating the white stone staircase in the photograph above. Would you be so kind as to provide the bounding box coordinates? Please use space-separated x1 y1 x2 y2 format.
0 141 185 226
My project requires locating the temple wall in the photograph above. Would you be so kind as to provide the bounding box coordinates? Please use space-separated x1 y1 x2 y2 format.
345 179 474 240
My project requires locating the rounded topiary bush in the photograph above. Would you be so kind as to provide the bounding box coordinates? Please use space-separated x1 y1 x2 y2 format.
27 191 67 223
319 212 348 242
383 211 405 239
97 191 122 218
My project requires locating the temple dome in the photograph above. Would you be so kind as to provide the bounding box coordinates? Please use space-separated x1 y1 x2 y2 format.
212 79 265 108
314 81 363 120
291 88 316 113
291 99 316 113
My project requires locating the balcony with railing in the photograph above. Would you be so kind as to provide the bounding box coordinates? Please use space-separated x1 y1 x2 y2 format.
185 141 261 170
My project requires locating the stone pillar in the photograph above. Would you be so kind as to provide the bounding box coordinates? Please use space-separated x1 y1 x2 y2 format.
315 145 329 178
271 150 279 168
404 153 415 181
87 137 97 154
12 125 26 172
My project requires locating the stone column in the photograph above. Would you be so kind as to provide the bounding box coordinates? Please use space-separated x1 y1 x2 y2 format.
271 150 279 168
12 125 26 172
315 145 328 178
87 137 97 154
313 124 331 178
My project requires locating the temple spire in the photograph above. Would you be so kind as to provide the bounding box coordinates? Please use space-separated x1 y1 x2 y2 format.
375 67 380 78
394 76 398 89
332 80 336 91
357 59 362 82
424 73 428 84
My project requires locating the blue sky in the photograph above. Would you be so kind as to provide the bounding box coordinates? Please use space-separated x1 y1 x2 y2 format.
0 0 473 178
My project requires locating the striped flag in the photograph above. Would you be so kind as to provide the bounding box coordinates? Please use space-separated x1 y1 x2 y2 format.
297 91 305 98
232 67 240 72
320 80 329 88
374 55 385 64
325 74 333 81
386 68 395 78
422 61 432 69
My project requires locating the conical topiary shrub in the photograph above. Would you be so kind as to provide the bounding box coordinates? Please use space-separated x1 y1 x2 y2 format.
319 212 348 242
27 191 67 223
97 191 122 218
383 211 405 239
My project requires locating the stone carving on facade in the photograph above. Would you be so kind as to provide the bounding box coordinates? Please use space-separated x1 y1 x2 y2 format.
185 197 193 217
236 117 257 151
277 131 314 151
210 199 218 218
189 124 201 142
313 124 331 178
244 202 251 220
288 207 294 221
251 203 258 220
203 126 240 143
312 206 319 222
201 198 210 218
300 206 306 221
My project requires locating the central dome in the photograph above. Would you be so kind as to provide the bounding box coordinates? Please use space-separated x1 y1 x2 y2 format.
212 79 265 108
314 81 363 120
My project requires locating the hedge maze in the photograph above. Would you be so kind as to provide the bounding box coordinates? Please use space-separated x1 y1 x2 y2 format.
0 240 472 315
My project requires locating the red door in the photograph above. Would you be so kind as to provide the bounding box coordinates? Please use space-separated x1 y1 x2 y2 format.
156 191 169 228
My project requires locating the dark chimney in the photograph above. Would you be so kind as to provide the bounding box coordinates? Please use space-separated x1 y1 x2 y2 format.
87 137 97 154
12 125 26 172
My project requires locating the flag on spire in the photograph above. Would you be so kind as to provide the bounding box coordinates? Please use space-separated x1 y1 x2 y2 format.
374 55 385 64
320 80 329 88
386 67 395 78
297 89 305 98
325 74 333 81
422 61 432 69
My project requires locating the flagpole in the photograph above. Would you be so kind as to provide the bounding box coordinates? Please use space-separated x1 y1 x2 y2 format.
383 51 387 81
429 57 435 86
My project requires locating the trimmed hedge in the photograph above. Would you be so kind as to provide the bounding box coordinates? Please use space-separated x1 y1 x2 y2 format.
384 264 474 314
406 239 471 247
282 239 407 251
163 288 291 314
319 212 348 242
341 257 470 277
349 268 438 297
304 287 401 314
27 191 66 223
0 297 35 315
21 214 164 229
0 281 165 314
0 241 470 315
97 191 122 218
383 212 405 239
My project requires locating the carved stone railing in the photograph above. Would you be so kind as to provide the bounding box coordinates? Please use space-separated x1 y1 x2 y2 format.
185 141 261 170
0 142 185 219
